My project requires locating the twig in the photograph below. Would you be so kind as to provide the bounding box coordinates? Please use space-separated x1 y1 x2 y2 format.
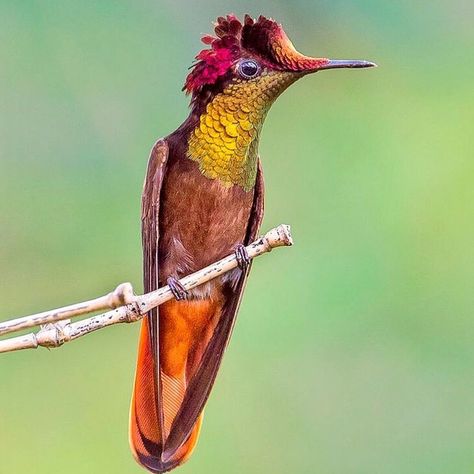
0 282 135 337
0 224 293 354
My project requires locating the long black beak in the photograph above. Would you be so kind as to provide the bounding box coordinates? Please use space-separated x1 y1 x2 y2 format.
318 59 377 70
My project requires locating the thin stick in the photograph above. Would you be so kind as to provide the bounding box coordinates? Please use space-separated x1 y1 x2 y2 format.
0 283 135 337
0 224 292 354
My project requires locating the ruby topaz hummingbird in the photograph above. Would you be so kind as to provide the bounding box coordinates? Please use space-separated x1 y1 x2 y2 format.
129 14 376 473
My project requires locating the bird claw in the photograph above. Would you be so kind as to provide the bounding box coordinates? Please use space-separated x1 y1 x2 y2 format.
235 244 251 272
167 277 188 301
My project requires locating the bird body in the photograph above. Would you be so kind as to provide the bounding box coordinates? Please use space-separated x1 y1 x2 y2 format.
129 14 375 473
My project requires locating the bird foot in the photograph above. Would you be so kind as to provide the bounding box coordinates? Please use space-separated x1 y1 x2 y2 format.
235 244 251 272
167 277 188 301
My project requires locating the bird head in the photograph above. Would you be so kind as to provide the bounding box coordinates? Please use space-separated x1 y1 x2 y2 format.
185 14 375 105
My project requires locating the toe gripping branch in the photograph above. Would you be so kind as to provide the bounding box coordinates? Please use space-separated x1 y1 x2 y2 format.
235 244 251 272
167 277 189 301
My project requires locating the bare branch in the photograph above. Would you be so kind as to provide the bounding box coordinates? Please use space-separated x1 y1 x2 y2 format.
0 282 135 337
0 224 293 354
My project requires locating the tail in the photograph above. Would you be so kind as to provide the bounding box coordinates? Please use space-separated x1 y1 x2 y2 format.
129 299 221 473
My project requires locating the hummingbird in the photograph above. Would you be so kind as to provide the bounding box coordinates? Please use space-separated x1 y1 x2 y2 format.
130 14 375 473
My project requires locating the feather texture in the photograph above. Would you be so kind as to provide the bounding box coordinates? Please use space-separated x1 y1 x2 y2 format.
130 138 264 472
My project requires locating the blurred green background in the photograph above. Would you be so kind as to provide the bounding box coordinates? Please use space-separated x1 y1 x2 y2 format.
1 1 473 473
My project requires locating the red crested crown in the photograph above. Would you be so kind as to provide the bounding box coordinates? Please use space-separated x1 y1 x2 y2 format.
184 14 243 94
184 14 329 94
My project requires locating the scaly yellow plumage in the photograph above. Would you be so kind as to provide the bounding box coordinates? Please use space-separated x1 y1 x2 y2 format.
187 70 300 190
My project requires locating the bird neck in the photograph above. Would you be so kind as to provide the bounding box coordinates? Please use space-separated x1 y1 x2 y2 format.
182 71 300 191
185 89 269 192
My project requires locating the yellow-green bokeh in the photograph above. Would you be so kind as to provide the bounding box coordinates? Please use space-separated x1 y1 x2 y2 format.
1 1 473 473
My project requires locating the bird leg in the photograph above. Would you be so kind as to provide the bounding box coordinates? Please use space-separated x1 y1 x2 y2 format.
235 244 251 272
167 277 188 301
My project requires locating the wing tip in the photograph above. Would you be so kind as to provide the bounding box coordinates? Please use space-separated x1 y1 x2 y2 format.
129 409 204 473
129 427 175 474
131 451 181 474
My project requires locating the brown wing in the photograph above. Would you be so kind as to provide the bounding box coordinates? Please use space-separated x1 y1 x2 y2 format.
163 159 265 457
130 139 169 470
142 139 168 362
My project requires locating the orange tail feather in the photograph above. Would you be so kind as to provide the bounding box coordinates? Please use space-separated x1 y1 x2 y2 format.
129 299 221 472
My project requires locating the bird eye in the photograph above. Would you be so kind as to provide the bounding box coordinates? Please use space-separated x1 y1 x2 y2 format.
237 59 261 79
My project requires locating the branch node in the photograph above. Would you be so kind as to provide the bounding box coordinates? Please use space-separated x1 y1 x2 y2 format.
124 302 144 323
108 282 135 308
36 320 72 348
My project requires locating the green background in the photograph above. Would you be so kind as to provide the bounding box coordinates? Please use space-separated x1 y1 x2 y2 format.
1 1 473 473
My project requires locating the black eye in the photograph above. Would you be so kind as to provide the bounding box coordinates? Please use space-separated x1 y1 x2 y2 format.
237 59 261 79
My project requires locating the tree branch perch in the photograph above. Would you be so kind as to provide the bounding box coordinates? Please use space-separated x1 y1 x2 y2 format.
0 224 293 354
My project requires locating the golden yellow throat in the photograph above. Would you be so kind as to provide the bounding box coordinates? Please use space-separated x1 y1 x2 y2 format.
187 70 299 191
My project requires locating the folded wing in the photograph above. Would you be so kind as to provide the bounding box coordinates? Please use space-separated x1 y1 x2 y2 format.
130 139 264 472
